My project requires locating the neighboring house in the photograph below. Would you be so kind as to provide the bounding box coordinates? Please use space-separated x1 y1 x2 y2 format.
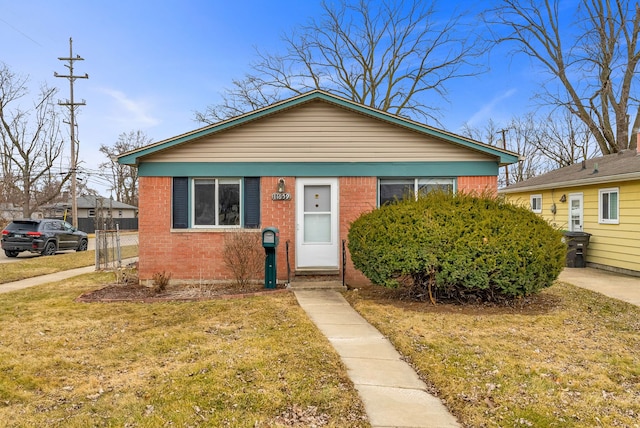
44 196 138 233
118 90 519 285
500 147 640 276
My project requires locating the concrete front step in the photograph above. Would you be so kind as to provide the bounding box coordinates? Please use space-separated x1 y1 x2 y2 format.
287 280 345 290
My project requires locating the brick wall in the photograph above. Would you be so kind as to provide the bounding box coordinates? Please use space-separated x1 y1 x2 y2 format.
457 176 498 194
137 174 498 285
260 177 296 280
339 177 377 286
138 176 239 283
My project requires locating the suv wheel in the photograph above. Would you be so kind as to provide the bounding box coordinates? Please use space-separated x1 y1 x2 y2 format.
41 241 57 256
4 250 19 258
77 239 88 252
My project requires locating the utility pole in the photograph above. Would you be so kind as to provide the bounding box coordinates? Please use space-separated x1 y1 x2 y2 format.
55 37 88 228
499 128 510 186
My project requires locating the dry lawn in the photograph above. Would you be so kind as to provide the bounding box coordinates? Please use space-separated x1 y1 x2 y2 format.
344 282 640 428
0 246 138 284
0 273 368 427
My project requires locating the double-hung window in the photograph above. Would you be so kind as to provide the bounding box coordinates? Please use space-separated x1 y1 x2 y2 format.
599 188 619 224
379 178 455 206
173 177 260 229
193 178 241 227
530 194 542 213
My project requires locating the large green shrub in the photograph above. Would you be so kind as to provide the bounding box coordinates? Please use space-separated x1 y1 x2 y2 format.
348 191 566 303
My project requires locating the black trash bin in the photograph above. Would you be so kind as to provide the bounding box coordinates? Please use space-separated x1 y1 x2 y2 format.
563 231 591 268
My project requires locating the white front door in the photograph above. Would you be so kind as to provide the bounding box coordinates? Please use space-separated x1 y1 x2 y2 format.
569 193 584 231
296 178 339 269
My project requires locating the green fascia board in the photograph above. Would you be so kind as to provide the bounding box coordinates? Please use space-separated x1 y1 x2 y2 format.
138 161 499 177
118 91 520 166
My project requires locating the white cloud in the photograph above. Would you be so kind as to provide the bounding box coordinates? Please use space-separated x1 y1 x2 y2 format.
465 88 517 127
99 87 160 128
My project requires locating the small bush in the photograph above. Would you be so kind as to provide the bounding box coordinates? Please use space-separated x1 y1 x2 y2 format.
348 191 566 303
152 271 171 294
222 231 263 287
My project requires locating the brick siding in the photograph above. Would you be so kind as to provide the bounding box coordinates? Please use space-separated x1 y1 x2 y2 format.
137 175 498 285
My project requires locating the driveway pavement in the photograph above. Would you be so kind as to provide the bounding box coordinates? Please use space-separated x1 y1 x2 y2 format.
558 267 640 307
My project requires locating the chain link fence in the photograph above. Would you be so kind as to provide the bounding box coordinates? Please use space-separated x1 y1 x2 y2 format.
95 227 139 270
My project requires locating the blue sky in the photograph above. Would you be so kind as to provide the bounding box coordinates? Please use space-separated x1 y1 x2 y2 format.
1 0 539 194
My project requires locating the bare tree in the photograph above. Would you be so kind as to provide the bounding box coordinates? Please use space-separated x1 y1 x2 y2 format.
486 0 640 155
462 115 546 186
0 63 70 218
99 130 151 206
196 0 486 124
532 110 597 169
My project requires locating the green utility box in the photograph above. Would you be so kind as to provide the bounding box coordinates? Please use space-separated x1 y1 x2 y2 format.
262 227 279 288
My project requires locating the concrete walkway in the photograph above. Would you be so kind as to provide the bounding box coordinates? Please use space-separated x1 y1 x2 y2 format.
0 265 96 294
294 289 461 428
559 267 640 306
3 265 639 427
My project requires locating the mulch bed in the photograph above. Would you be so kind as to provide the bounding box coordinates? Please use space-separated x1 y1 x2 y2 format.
77 282 289 303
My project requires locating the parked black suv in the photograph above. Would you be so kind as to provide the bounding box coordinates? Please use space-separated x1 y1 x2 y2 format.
1 219 88 257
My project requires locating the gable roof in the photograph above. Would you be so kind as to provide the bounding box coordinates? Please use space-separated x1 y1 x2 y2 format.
118 90 520 166
46 196 137 210
500 149 640 193
76 196 137 210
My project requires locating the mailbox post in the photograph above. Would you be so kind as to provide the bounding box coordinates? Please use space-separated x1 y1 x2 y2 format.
261 227 279 289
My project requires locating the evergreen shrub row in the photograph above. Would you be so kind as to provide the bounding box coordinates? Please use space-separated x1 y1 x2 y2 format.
347 191 566 303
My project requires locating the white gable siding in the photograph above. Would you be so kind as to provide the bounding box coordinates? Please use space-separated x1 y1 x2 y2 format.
146 101 493 163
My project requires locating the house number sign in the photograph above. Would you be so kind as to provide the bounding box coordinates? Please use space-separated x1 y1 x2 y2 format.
272 192 292 201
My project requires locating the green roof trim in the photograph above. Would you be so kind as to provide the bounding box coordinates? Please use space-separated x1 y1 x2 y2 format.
118 90 520 166
138 161 499 177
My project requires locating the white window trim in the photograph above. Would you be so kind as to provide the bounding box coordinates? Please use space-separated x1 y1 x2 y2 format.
378 177 456 206
530 194 542 213
191 178 241 228
599 187 619 224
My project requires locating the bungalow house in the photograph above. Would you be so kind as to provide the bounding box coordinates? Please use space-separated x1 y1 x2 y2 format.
44 196 138 233
500 146 640 276
118 90 519 285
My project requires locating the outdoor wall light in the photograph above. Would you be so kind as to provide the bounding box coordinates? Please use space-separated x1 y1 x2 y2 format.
277 178 286 193
559 194 566 203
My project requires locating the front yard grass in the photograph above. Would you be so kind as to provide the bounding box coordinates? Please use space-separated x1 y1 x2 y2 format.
0 273 368 427
0 246 138 284
344 282 640 427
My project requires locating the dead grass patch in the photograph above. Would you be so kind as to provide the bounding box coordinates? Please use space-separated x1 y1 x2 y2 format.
344 282 640 427
0 246 138 284
0 273 368 427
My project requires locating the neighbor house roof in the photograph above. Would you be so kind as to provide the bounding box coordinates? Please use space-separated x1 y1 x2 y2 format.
47 196 137 211
75 196 137 210
500 149 640 193
118 90 521 166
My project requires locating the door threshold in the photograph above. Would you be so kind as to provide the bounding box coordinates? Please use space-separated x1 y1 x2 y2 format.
295 268 340 276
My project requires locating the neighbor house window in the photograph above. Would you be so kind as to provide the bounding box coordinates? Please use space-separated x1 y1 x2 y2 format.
172 177 260 229
193 178 241 227
599 188 619 224
88 209 95 217
530 194 542 213
379 178 455 206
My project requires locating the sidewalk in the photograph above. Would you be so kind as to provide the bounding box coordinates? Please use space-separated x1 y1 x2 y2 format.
0 258 138 295
558 267 640 307
294 289 461 428
0 265 96 294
